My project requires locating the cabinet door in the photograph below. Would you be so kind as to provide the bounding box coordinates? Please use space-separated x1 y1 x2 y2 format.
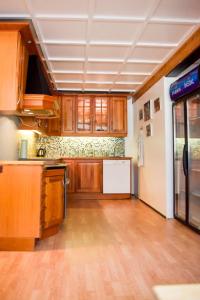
0 31 28 112
62 96 76 134
63 160 75 193
110 96 127 134
44 171 64 229
76 96 93 133
17 35 28 111
93 96 109 133
75 160 102 193
47 96 61 136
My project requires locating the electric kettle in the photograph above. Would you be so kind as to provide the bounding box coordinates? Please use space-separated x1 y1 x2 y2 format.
37 147 46 157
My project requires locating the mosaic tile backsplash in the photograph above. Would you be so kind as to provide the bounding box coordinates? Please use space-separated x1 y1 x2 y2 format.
36 137 125 158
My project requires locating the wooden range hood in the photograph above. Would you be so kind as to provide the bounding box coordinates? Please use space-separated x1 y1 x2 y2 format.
21 94 59 118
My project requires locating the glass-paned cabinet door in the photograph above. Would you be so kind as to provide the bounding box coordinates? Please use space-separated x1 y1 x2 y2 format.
94 97 109 133
173 101 186 222
76 96 92 132
187 93 200 230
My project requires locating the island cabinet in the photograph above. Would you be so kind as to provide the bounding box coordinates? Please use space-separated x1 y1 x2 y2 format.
0 30 28 113
61 95 127 137
0 163 65 251
41 168 65 239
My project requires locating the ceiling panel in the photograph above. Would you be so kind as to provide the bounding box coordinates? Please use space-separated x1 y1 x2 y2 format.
94 0 152 18
53 73 84 81
117 74 148 82
31 0 89 16
83 83 112 90
114 83 141 90
87 62 121 72
56 82 83 89
88 45 128 59
50 61 85 71
130 46 173 61
90 21 143 42
85 74 116 81
0 0 28 15
45 44 85 58
153 0 200 20
121 63 157 73
139 23 194 44
37 20 87 41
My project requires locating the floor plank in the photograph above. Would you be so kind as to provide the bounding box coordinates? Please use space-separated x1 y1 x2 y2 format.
0 198 200 300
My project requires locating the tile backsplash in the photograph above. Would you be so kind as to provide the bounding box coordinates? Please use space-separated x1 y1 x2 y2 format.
36 136 125 158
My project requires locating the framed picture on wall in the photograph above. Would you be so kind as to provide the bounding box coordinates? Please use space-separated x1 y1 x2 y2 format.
139 109 143 120
154 98 160 113
144 100 151 121
146 123 152 137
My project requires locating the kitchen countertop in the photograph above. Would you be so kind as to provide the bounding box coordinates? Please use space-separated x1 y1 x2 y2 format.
62 156 132 160
0 160 63 166
153 284 200 300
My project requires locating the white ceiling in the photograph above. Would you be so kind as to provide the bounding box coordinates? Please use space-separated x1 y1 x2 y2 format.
0 0 199 93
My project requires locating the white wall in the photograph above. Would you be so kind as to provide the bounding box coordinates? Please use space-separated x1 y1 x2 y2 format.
132 78 174 218
125 97 135 194
0 116 18 160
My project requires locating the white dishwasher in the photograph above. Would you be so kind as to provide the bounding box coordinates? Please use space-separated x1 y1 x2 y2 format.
103 160 131 194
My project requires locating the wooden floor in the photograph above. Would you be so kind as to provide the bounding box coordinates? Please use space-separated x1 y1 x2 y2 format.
0 198 200 300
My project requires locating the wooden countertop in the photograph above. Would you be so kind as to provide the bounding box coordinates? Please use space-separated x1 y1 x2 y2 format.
0 160 61 166
153 284 200 300
62 156 132 160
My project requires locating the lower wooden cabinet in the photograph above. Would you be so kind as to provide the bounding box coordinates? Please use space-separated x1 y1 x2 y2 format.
75 160 102 193
41 169 65 238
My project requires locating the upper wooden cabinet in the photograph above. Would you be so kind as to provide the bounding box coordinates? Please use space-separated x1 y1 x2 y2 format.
62 95 76 134
76 96 93 134
61 95 127 137
93 96 109 134
110 96 127 134
0 30 28 113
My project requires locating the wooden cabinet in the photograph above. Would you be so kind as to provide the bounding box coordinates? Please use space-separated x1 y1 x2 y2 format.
110 96 127 134
61 95 127 137
75 160 102 193
93 96 109 133
62 95 76 134
0 30 28 113
76 96 93 133
42 169 64 231
63 160 75 193
46 96 61 136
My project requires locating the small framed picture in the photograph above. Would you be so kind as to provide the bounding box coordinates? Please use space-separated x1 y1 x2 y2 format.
144 100 151 121
146 123 152 137
154 98 160 113
139 109 143 120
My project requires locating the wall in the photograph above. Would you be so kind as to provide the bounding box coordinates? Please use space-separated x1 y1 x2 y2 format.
36 136 125 158
0 116 18 160
132 78 174 218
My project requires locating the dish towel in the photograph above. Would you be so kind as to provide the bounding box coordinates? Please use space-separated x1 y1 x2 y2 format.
138 129 144 167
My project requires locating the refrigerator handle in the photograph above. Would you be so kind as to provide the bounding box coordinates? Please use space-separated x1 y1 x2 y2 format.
182 144 188 177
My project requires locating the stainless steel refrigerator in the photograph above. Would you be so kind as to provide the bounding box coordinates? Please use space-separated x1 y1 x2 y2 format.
173 90 200 232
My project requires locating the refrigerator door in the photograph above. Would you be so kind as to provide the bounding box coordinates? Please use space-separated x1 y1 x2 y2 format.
173 101 187 221
187 94 200 230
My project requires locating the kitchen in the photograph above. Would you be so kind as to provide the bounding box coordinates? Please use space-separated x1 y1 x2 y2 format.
0 1 200 300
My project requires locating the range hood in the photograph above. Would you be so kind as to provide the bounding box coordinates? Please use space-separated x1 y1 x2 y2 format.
22 94 60 118
21 55 59 118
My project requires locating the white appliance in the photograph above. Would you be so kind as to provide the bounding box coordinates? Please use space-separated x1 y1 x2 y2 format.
103 160 131 194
